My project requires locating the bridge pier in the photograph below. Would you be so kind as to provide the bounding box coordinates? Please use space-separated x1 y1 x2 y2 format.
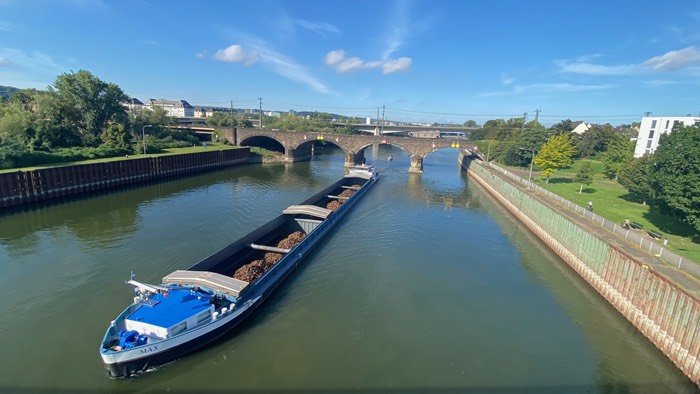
409 155 423 174
285 145 312 162
344 151 365 167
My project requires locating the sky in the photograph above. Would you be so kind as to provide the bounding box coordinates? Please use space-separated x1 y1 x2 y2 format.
1 0 700 126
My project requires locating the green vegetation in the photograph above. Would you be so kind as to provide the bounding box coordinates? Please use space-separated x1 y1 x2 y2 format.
0 71 208 170
249 146 283 159
262 112 359 134
574 161 594 193
499 158 700 263
533 133 575 182
472 114 700 260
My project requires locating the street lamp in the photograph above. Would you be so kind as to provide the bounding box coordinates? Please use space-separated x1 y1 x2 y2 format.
519 147 536 189
142 125 152 154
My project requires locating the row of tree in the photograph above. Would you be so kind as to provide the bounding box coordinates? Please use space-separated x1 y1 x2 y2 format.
0 70 200 169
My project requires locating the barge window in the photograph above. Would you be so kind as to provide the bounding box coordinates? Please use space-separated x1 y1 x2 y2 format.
197 310 211 324
171 321 187 336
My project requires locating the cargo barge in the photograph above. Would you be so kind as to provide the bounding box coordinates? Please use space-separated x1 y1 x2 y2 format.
99 165 378 377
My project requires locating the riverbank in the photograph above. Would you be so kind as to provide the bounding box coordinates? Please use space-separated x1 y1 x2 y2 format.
0 148 251 209
462 154 700 387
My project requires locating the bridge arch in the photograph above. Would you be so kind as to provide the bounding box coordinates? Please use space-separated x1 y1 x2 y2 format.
226 128 478 173
239 135 286 155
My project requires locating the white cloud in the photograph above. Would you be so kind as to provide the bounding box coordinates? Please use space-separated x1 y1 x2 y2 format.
643 46 700 71
214 39 329 93
559 46 700 75
382 57 411 74
559 62 637 75
382 0 410 59
644 79 678 86
325 49 411 74
213 45 260 65
480 82 614 97
500 72 514 85
324 49 346 66
295 19 340 36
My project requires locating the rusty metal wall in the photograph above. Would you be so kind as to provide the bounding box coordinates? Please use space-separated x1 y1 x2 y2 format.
468 160 700 386
0 148 250 209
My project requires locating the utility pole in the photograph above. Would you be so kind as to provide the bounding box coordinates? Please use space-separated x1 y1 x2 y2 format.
381 105 385 136
534 108 541 124
258 97 263 128
230 100 237 145
375 107 380 135
521 112 528 134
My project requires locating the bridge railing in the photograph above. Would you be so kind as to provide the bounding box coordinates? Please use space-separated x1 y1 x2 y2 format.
481 161 700 280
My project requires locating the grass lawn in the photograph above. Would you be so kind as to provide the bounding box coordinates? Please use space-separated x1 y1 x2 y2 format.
0 143 242 174
517 159 700 264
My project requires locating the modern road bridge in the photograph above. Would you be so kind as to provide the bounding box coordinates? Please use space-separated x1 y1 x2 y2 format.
223 128 480 173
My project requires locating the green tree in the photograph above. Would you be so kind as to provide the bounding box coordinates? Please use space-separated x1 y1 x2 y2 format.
533 133 576 183
574 161 594 193
0 104 35 167
618 155 655 205
602 133 634 180
650 124 700 232
550 119 574 134
463 120 478 127
206 111 233 127
49 70 130 146
576 124 615 158
100 122 131 149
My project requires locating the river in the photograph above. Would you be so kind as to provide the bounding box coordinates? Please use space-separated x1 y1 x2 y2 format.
0 145 695 392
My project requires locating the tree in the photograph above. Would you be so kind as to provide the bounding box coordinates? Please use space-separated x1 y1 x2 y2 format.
463 120 478 127
602 133 634 180
206 111 233 127
618 155 655 205
49 70 130 146
574 161 594 193
0 104 35 167
533 133 576 183
650 124 700 232
576 124 615 158
550 119 574 134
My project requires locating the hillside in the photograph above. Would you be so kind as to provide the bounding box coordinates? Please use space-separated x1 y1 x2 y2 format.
0 85 19 101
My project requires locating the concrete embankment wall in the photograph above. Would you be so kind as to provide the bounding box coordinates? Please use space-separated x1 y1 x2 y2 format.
0 148 250 208
464 157 700 386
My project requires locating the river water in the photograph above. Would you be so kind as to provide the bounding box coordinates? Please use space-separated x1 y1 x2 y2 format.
0 146 696 393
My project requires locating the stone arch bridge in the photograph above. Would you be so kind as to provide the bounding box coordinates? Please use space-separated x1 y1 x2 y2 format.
223 128 479 173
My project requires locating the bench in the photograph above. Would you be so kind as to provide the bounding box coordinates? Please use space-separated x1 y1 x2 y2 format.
648 230 662 239
630 221 644 229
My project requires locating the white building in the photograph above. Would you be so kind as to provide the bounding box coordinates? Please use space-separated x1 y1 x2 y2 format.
633 116 700 157
571 121 591 134
124 97 145 111
194 107 213 118
148 99 195 117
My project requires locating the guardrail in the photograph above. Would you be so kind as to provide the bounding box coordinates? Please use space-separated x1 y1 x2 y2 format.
483 161 700 280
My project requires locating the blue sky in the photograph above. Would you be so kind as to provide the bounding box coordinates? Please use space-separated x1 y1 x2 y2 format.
1 0 700 126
